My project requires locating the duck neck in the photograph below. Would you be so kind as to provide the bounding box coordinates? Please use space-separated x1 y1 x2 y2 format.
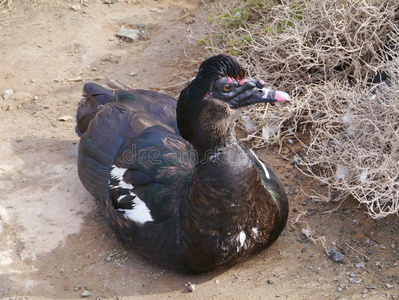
190 99 238 157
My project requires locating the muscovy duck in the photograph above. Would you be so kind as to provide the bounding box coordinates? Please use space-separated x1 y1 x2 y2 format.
76 55 289 273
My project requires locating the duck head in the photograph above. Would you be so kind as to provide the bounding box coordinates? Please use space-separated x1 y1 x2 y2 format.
177 55 289 151
209 76 290 109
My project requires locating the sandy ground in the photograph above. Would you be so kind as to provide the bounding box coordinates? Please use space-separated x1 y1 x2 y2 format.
0 1 398 299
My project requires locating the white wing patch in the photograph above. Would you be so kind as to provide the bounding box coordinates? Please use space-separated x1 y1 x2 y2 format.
118 193 154 225
110 165 133 189
250 149 270 179
109 165 153 225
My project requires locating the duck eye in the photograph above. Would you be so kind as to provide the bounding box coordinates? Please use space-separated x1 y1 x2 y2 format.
222 84 232 93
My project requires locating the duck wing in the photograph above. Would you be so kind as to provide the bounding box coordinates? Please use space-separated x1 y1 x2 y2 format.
77 83 194 225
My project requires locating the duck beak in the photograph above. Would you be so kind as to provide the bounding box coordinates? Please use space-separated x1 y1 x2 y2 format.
228 79 290 109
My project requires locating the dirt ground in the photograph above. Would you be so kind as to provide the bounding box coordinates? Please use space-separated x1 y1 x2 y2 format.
0 1 398 299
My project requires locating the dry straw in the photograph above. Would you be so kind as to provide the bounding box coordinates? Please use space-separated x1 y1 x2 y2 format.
0 0 11 13
193 0 399 218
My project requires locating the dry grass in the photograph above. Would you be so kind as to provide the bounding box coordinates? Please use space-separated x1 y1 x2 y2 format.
192 0 399 218
0 0 11 13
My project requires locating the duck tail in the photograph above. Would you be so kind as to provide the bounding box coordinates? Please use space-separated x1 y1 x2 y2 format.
75 83 115 137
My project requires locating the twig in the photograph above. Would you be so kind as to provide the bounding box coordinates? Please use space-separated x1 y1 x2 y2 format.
347 244 368 260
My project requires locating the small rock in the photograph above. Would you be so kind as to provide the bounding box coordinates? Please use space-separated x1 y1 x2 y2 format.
58 115 73 121
386 283 393 289
3 89 13 100
185 282 195 292
337 286 343 292
355 262 365 268
104 0 116 3
149 7 163 13
117 28 141 42
74 286 81 291
16 138 23 142
71 4 81 11
301 198 309 206
361 288 368 294
214 280 220 284
366 284 376 289
349 278 356 284
267 279 274 284
81 290 91 297
128 71 138 77
106 256 111 262
327 248 345 264
350 272 356 277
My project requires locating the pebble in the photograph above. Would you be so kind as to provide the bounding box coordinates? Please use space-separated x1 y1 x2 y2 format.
366 284 376 289
128 71 138 77
349 278 356 284
58 115 73 121
3 89 13 100
361 288 368 294
386 283 393 289
149 7 163 13
81 290 91 297
117 28 141 42
104 0 116 3
355 262 366 268
327 248 345 263
71 4 81 11
185 282 195 292
214 280 220 284
267 279 274 284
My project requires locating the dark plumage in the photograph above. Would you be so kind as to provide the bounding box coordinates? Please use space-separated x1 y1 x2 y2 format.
76 54 289 272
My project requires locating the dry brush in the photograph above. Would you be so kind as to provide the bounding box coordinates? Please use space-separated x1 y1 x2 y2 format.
193 0 399 218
